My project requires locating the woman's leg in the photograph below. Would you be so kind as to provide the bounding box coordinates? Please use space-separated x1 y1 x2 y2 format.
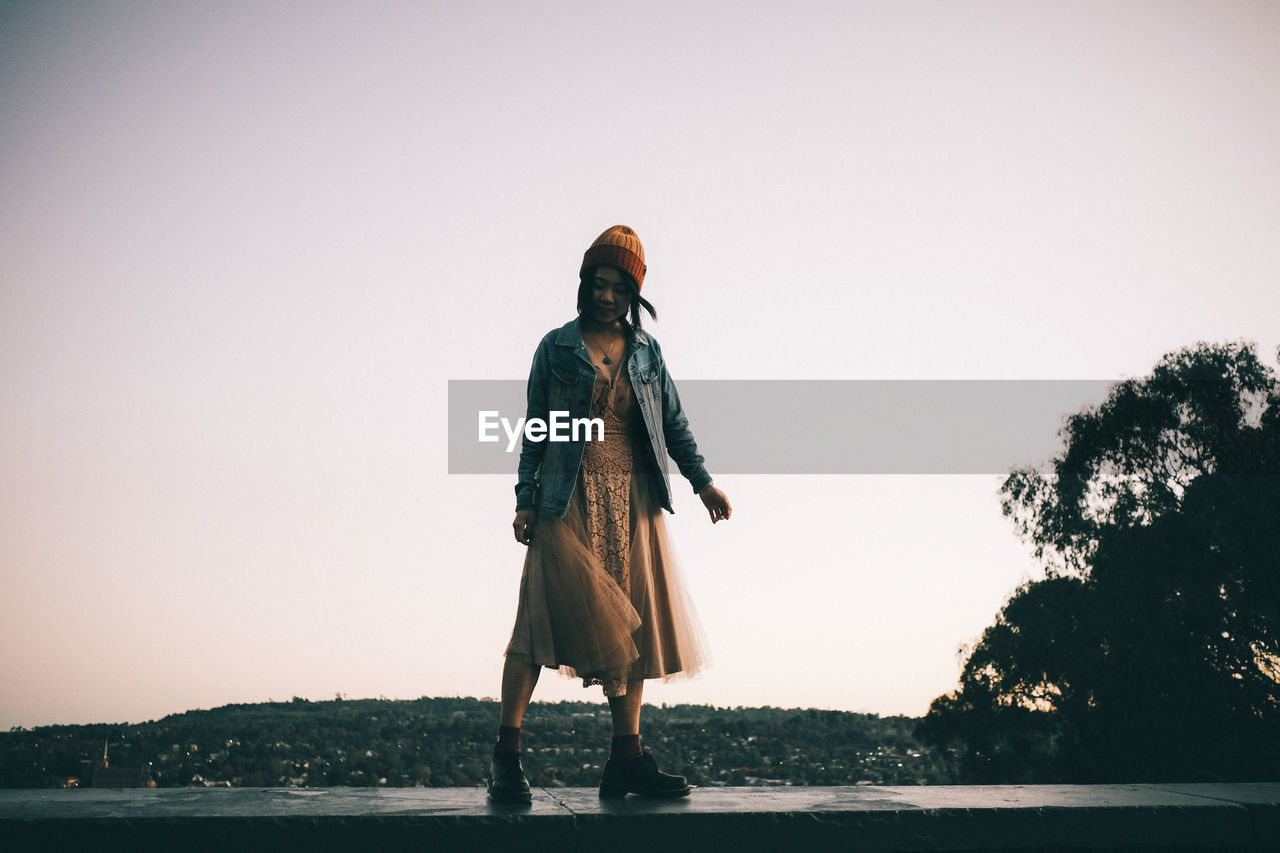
499 655 541 728
600 678 690 797
490 656 539 802
607 679 645 735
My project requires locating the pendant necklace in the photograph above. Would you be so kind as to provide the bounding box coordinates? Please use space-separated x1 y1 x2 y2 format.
589 329 622 406
602 332 618 365
592 329 620 366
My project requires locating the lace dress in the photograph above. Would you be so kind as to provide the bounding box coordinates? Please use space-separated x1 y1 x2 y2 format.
504 364 711 697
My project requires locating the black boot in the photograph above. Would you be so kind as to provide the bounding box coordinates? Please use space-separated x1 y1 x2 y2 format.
599 751 691 798
488 750 532 803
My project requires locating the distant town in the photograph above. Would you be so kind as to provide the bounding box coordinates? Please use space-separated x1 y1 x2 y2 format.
0 696 954 789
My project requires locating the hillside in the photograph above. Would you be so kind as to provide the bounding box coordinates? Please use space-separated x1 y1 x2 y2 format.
0 697 953 788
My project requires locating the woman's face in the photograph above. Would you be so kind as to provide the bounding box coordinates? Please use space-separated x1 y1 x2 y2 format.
590 266 632 325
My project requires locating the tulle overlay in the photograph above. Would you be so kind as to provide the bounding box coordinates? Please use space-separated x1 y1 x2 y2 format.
505 368 711 697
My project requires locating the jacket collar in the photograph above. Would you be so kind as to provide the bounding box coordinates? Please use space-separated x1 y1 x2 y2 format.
554 316 651 350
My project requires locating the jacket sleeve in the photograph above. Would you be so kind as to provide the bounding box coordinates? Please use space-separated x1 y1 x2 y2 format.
514 338 551 511
655 340 714 495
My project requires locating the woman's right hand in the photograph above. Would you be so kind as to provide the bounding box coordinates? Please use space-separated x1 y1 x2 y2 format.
513 509 537 546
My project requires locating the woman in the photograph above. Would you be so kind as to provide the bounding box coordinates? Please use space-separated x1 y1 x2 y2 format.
489 225 732 802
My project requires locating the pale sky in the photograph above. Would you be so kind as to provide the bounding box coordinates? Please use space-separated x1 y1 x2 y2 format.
2 0 1278 729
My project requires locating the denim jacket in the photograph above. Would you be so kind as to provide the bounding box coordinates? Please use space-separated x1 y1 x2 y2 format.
515 317 713 518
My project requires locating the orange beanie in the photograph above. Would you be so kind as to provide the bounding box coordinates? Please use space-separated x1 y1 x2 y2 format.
581 225 647 292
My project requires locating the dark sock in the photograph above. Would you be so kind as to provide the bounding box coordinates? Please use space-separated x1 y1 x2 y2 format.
611 734 642 764
495 726 521 755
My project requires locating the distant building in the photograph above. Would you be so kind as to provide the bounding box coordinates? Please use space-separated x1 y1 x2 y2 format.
92 739 152 788
92 765 149 788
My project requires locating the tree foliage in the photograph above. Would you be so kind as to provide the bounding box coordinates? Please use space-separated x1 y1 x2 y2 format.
920 342 1280 782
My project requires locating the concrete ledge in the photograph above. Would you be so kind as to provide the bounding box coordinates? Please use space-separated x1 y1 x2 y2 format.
2 784 1278 852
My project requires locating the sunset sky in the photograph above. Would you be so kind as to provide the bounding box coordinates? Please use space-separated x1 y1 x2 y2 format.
2 0 1278 729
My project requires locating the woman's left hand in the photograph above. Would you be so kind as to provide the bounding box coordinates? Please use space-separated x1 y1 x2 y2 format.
698 485 732 524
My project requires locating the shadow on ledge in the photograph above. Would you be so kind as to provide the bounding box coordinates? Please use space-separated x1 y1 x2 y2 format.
3 783 1278 852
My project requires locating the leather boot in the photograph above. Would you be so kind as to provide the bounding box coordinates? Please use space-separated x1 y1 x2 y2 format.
599 751 691 798
487 750 532 803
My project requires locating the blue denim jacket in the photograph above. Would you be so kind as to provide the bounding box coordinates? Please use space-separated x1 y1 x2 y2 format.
515 317 713 518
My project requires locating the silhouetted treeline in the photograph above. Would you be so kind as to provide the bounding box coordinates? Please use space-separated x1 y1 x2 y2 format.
919 341 1280 783
0 696 950 788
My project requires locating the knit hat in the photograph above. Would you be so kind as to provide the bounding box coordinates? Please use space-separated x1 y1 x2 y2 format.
581 225 647 292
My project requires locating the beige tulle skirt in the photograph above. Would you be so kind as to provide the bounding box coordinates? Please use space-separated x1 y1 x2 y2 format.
504 379 710 697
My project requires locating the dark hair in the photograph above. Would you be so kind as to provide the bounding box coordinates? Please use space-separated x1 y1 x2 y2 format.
576 266 658 331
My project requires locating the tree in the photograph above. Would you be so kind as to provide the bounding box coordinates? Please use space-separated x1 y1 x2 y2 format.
919 342 1280 782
